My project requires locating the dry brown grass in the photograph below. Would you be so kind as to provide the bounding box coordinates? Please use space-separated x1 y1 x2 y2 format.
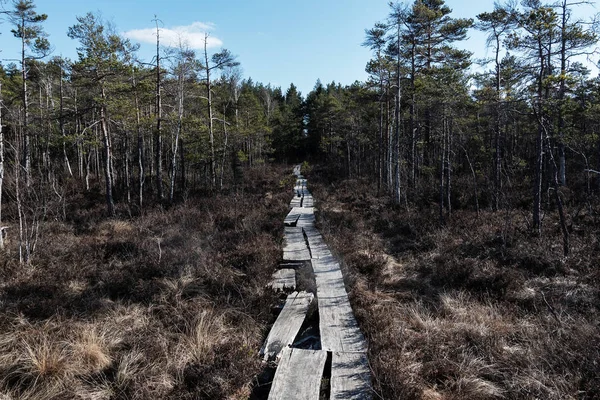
310 172 600 400
0 165 290 399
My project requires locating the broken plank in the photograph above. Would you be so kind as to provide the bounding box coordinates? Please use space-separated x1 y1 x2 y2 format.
268 347 327 400
260 291 314 361
269 268 296 291
331 352 372 400
284 209 301 226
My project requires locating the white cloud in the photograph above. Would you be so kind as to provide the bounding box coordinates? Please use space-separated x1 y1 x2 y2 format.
123 22 223 49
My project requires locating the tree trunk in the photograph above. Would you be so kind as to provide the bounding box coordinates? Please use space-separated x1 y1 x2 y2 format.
409 37 417 188
393 22 402 204
155 19 164 200
493 33 502 211
557 0 568 186
20 22 31 187
205 36 216 188
100 86 115 217
170 83 183 203
533 37 546 234
0 82 4 246
59 65 73 177
446 115 452 216
220 107 229 189
133 72 144 210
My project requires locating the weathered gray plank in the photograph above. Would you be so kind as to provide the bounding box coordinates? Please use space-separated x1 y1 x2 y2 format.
284 249 312 261
304 227 331 259
312 256 347 294
296 207 315 227
318 293 367 353
284 208 302 226
283 227 311 261
268 347 327 400
290 196 303 208
312 257 367 353
284 226 305 242
303 195 314 208
260 291 314 361
331 352 372 400
269 268 296 291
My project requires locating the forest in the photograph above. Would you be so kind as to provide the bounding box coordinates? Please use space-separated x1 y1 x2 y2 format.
0 0 599 398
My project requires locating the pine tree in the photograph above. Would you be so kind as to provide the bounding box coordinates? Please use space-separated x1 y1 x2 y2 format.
9 0 49 186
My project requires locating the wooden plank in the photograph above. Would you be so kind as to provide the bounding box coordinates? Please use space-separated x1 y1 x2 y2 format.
318 293 367 353
312 256 347 294
260 291 314 361
283 226 310 261
331 352 372 400
268 347 327 400
312 257 367 353
284 249 311 261
269 268 296 291
296 207 315 227
303 195 314 208
290 197 303 208
284 227 305 242
284 208 301 226
304 227 331 259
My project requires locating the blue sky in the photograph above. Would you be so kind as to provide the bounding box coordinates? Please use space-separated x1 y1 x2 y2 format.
1 0 598 96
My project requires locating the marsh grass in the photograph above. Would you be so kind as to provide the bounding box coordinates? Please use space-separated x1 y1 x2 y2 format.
311 173 600 400
0 165 290 399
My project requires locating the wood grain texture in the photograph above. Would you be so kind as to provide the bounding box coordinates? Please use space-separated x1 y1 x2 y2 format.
283 227 311 261
260 291 314 361
331 352 372 400
312 257 367 353
268 347 327 400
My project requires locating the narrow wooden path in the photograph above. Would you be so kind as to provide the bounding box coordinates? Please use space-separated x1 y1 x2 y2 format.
264 164 371 399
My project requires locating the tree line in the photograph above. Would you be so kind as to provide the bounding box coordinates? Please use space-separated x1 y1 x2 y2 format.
0 0 599 263
303 0 599 256
0 0 306 263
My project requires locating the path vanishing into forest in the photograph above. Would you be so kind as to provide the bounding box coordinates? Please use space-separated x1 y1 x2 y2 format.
261 165 371 399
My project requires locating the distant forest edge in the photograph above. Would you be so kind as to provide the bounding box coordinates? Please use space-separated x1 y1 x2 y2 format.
1 0 599 262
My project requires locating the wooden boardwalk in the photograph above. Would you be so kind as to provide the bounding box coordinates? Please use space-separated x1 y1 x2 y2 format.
263 164 371 399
